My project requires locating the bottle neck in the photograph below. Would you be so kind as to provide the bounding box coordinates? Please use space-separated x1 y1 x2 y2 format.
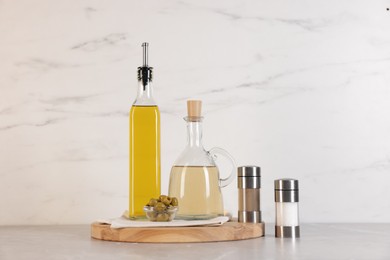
186 119 203 147
137 80 153 99
134 66 156 105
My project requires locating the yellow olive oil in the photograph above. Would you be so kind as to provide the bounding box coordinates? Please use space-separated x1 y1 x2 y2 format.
129 105 161 218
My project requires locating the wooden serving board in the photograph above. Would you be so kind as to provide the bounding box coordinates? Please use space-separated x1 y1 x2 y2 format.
91 221 264 243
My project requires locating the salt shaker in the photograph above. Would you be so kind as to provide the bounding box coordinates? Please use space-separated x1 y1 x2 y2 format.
274 179 300 238
238 166 261 223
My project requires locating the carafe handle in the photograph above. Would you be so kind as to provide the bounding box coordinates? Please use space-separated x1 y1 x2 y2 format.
209 147 236 188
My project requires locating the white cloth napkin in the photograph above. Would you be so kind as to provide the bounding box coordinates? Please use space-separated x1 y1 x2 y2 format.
97 215 229 229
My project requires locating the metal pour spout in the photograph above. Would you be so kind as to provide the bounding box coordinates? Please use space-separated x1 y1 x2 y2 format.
138 42 153 87
142 42 149 67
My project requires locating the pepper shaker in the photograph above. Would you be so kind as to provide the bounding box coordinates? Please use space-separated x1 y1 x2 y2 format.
274 179 300 238
238 166 261 223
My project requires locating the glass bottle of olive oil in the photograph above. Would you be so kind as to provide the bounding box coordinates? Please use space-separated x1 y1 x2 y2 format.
129 43 161 219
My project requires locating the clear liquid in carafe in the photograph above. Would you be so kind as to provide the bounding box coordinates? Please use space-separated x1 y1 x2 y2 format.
168 165 224 220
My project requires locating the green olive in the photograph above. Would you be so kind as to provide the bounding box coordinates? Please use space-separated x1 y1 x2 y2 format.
159 195 168 202
149 211 158 220
171 197 179 207
147 198 158 207
156 213 169 221
161 197 172 206
154 202 166 212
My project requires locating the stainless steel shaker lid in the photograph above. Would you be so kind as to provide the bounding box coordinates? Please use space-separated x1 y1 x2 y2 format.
274 179 299 202
238 166 261 177
274 179 298 190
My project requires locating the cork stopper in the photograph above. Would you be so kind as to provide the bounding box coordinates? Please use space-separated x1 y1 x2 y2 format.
187 100 202 121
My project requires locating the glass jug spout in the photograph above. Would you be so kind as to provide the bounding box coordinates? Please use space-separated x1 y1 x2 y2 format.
185 116 204 148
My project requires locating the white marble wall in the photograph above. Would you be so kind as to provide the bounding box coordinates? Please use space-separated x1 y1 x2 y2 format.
1 0 389 225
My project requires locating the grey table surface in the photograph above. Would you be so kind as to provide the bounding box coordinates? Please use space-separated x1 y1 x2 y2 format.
0 223 389 260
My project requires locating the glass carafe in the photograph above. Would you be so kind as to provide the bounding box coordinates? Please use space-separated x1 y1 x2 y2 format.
168 100 236 220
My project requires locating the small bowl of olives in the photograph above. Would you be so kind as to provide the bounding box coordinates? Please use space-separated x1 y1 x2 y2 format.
144 195 179 222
